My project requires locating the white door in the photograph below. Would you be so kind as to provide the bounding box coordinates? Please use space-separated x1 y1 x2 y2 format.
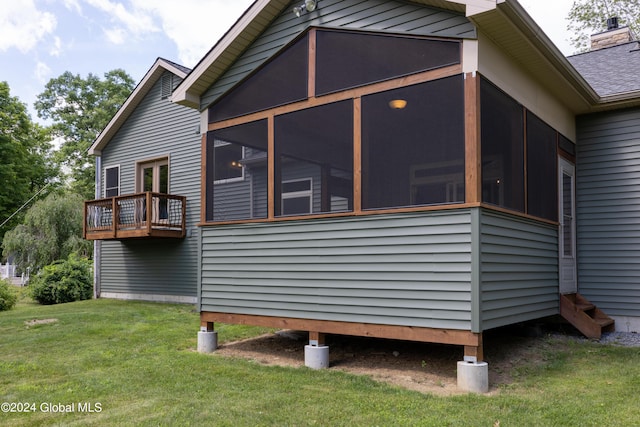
559 158 577 294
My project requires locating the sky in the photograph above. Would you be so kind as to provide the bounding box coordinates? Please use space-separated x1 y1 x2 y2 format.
0 0 573 123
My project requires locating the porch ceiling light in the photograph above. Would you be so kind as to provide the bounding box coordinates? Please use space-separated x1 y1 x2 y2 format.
293 0 319 17
389 99 407 109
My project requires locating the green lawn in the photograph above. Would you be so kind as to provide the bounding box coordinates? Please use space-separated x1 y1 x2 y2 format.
1 296 639 426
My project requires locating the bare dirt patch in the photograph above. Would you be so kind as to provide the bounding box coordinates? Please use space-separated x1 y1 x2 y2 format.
214 325 570 395
24 318 59 328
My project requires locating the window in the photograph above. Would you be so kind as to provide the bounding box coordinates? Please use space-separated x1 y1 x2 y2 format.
137 158 169 221
104 166 119 197
316 30 460 96
206 28 471 224
480 77 564 221
137 158 169 193
281 179 313 215
209 34 309 123
274 100 353 216
207 120 268 221
526 111 557 221
480 78 525 212
213 142 244 183
361 76 465 210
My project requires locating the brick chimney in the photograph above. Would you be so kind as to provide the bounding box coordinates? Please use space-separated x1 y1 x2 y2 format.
590 17 633 50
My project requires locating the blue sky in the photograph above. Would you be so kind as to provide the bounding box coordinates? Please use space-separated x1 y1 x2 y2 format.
0 0 572 123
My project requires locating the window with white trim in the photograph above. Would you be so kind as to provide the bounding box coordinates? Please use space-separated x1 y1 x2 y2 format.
213 141 245 184
104 166 120 197
281 178 313 215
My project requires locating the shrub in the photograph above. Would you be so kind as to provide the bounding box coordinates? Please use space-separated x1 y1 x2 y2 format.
0 279 18 311
30 255 93 305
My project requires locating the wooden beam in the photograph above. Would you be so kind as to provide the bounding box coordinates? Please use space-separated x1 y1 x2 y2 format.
200 133 207 223
464 72 481 204
201 312 481 347
464 333 483 362
308 29 316 99
353 97 362 213
208 64 462 132
308 331 326 346
268 116 275 219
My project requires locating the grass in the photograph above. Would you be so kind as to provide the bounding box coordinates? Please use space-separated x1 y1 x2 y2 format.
1 294 640 426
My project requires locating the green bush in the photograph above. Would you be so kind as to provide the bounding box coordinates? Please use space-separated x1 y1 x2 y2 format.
30 255 93 305
0 279 18 311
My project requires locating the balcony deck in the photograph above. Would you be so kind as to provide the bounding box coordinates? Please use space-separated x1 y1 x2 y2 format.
84 192 186 240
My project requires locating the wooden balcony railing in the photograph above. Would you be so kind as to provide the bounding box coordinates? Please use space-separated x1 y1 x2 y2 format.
83 192 186 240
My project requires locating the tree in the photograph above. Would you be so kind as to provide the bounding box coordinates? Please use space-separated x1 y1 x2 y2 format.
568 0 640 52
0 82 58 244
35 69 136 199
1 192 92 274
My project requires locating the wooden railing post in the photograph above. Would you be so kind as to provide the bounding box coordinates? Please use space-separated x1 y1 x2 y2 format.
82 201 88 239
112 197 118 239
181 196 187 237
147 192 153 235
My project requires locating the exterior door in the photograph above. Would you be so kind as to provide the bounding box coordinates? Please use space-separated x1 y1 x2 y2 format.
559 158 577 294
137 158 169 221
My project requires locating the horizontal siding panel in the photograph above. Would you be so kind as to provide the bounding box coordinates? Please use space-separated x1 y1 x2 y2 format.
99 71 201 299
480 210 559 330
201 210 473 330
577 107 640 318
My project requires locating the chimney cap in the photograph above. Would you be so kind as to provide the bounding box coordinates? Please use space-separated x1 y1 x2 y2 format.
607 17 619 30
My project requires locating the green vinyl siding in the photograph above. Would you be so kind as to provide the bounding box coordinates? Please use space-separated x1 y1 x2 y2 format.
99 71 201 299
479 210 559 330
200 210 473 330
576 107 640 317
200 0 475 110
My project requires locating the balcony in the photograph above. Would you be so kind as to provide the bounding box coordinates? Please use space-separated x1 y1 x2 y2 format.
84 192 186 240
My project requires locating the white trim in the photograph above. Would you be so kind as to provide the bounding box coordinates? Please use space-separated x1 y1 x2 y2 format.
135 155 170 193
281 178 313 215
100 292 197 304
171 0 273 109
104 164 120 197
89 58 189 155
212 143 245 184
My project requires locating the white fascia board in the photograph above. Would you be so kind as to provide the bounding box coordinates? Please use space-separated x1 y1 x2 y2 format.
88 59 188 156
171 0 273 109
448 0 502 16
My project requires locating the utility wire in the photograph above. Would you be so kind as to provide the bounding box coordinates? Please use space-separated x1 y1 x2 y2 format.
0 183 51 229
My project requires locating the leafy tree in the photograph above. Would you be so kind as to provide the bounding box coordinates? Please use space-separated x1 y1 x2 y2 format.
0 82 58 244
1 192 91 274
568 0 640 51
35 70 136 199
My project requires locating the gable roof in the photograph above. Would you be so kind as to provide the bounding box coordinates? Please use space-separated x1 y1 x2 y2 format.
172 0 640 114
568 41 640 98
172 0 483 110
88 58 190 156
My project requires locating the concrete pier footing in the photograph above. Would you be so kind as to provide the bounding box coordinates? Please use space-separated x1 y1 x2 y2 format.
197 330 218 353
457 360 489 393
304 344 330 369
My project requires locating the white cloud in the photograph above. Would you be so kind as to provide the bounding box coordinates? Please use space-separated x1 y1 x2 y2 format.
0 0 57 53
131 0 253 66
35 61 52 83
85 0 158 42
50 36 63 57
104 27 127 44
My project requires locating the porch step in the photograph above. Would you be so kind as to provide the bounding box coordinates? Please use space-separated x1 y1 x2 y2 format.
560 293 615 340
